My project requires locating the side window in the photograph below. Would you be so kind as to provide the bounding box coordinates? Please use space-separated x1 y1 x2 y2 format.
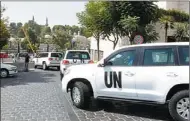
106 50 136 66
178 46 189 65
143 48 175 66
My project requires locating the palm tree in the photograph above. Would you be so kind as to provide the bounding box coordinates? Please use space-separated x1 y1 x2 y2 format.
159 15 174 42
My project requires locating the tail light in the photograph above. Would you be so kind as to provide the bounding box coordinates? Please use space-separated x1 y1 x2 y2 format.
62 60 69 65
48 58 53 61
88 60 94 64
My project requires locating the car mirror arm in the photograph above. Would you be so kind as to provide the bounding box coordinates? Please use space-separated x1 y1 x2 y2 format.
98 63 105 67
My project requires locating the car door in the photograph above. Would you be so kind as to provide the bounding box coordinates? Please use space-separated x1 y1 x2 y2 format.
95 48 139 99
135 46 179 102
177 45 189 84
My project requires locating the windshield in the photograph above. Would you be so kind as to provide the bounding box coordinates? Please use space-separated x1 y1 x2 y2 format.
66 51 90 60
51 53 63 58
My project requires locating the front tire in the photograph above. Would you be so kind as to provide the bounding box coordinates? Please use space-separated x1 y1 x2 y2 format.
71 82 91 109
42 62 48 70
169 90 189 121
34 64 37 69
0 69 9 78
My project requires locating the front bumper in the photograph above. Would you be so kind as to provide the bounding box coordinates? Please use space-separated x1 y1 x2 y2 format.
47 63 60 67
9 69 18 75
61 75 70 93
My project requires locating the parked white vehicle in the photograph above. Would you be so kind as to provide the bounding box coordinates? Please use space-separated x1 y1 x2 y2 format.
33 52 63 70
62 42 189 121
0 63 17 78
60 50 93 80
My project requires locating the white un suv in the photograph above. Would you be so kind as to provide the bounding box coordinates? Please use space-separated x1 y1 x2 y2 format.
60 50 93 80
33 52 63 70
62 42 189 121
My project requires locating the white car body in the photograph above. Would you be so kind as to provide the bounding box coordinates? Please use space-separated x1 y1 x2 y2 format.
33 52 63 69
0 63 18 75
62 42 189 121
60 50 93 79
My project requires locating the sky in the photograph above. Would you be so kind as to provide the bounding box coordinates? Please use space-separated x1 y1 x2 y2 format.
2 1 166 28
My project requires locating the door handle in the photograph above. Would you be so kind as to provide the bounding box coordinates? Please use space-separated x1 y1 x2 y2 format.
124 71 135 77
166 72 178 77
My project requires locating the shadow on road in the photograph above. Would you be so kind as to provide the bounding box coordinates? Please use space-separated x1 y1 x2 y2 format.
0 71 56 88
74 99 174 121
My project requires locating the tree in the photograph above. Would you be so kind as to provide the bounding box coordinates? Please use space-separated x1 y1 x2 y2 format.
52 25 65 32
159 15 174 42
99 1 123 49
119 16 139 45
174 22 189 42
80 27 92 38
116 1 159 27
0 7 10 50
52 30 72 50
77 1 109 60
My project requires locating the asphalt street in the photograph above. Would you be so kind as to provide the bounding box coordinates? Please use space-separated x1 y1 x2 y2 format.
1 67 174 121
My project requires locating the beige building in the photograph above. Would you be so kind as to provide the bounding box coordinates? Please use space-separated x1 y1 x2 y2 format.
166 1 189 14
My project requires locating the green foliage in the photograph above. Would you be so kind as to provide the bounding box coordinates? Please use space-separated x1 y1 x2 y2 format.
80 27 93 38
119 15 139 44
115 1 159 26
52 30 72 50
142 24 159 43
52 25 65 32
24 20 41 36
2 44 9 50
77 1 110 60
174 22 189 42
159 9 189 22
21 38 39 52
27 27 38 44
0 7 10 50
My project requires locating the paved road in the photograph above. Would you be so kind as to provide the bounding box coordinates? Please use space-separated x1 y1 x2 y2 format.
1 69 174 121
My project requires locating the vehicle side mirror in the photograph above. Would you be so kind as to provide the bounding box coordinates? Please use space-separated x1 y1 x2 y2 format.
98 59 113 67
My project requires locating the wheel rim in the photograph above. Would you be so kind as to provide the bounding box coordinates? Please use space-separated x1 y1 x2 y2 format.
72 87 81 104
176 97 189 120
1 70 8 78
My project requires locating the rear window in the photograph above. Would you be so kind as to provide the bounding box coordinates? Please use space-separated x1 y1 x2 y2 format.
51 53 63 58
39 53 48 57
178 46 189 65
66 51 90 60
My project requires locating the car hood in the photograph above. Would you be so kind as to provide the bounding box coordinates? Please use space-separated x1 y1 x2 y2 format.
0 63 17 69
68 63 97 71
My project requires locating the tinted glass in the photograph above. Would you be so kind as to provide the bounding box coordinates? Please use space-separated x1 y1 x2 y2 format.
107 50 136 66
40 53 48 57
143 48 174 66
51 53 63 58
178 46 189 65
66 51 90 60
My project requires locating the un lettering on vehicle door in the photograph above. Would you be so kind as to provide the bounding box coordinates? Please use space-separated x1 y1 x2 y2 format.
104 71 122 88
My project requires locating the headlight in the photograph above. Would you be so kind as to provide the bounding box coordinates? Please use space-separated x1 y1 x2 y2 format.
11 67 17 70
64 68 71 75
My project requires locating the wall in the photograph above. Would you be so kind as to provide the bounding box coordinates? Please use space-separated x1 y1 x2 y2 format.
166 1 189 14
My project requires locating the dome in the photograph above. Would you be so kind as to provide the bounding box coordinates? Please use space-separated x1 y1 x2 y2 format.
9 37 16 42
44 34 52 39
